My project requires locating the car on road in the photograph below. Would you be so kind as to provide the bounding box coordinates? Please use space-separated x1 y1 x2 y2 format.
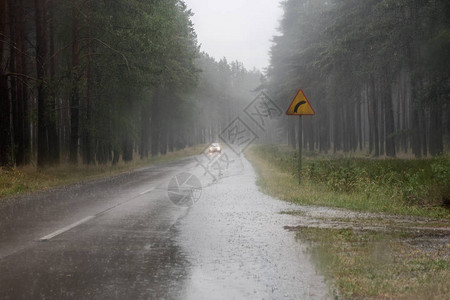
209 143 222 153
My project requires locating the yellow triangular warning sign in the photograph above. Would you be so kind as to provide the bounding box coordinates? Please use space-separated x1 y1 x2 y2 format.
286 89 315 115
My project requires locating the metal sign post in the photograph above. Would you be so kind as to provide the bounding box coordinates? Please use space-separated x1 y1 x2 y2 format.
298 116 302 183
286 89 315 184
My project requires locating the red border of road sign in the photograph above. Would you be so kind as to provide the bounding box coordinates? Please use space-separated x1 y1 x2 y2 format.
285 89 315 116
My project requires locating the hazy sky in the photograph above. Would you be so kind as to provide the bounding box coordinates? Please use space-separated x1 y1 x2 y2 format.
183 0 283 71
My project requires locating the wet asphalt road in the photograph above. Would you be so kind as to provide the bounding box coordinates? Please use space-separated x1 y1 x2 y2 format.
0 149 329 299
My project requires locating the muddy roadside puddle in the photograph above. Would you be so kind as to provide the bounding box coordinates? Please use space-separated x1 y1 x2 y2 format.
282 206 450 299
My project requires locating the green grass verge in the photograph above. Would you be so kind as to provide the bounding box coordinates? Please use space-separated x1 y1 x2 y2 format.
297 227 450 299
246 144 450 299
0 145 206 199
246 144 450 219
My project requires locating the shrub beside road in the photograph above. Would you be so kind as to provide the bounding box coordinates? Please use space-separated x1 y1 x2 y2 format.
247 144 450 218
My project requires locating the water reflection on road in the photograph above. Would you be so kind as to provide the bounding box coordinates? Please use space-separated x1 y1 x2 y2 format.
176 150 330 299
0 150 329 299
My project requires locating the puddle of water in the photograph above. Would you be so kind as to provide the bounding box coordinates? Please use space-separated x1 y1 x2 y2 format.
175 154 331 299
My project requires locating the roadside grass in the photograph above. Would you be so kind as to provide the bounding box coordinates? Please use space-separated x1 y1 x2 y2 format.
247 144 450 219
0 144 206 199
246 144 450 299
296 227 450 300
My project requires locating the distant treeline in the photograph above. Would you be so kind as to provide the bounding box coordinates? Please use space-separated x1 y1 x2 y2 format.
0 0 260 168
268 0 450 157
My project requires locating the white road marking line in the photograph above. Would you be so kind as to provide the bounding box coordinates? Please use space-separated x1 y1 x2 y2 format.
39 186 157 242
139 187 155 195
39 216 95 241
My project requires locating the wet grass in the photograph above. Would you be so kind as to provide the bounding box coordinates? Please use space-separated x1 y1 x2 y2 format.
0 145 206 199
295 227 450 299
247 144 450 299
246 144 450 219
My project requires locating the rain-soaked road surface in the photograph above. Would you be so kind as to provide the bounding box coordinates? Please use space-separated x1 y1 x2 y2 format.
0 148 329 299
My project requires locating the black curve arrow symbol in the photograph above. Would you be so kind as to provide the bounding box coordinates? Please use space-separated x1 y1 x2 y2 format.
294 101 307 113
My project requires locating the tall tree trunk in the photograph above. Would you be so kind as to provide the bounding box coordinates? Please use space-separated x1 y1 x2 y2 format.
112 149 119 165
342 105 349 153
140 99 151 159
0 0 11 167
411 107 421 158
367 83 374 154
384 73 396 157
420 109 427 157
69 4 80 164
399 69 408 153
160 129 167 155
13 0 29 165
350 102 357 152
357 99 363 151
8 0 18 165
379 82 385 156
319 107 330 153
332 105 341 153
86 16 93 164
371 77 380 157
47 0 59 164
168 123 174 153
61 97 70 154
34 0 49 167
0 74 9 166
151 90 160 157
122 136 133 162
429 100 443 156
81 1 93 165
